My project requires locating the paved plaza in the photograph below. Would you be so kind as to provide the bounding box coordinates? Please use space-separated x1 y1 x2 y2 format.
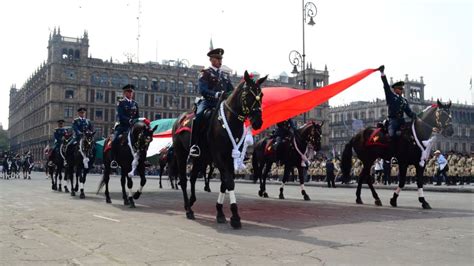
1 172 473 265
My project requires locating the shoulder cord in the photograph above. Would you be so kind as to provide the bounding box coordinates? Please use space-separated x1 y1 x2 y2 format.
411 121 437 167
293 136 310 167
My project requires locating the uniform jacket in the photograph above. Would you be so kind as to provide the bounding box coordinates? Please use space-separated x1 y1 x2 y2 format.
72 117 94 138
117 98 139 128
53 127 67 144
198 67 233 104
382 75 416 119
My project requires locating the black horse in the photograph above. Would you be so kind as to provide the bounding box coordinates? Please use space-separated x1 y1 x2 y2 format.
157 144 179 190
11 156 20 179
61 130 78 196
21 155 33 179
2 156 12 179
341 100 454 209
252 121 323 200
99 120 157 207
172 70 267 229
73 130 96 199
46 144 66 192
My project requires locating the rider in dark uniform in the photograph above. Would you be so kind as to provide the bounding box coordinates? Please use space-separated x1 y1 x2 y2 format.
378 65 416 151
110 84 139 168
189 48 234 157
48 119 67 166
72 107 94 143
272 118 297 152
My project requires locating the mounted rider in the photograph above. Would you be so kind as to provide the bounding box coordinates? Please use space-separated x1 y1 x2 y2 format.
271 118 298 152
110 84 139 168
47 119 67 166
72 107 94 143
378 65 416 150
189 48 234 158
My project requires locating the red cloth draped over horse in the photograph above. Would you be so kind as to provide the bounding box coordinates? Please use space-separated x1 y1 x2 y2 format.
154 68 377 138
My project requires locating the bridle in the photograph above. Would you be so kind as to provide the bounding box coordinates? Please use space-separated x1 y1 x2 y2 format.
224 80 263 122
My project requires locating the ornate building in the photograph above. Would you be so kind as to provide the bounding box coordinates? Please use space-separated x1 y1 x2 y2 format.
328 75 474 155
8 29 331 160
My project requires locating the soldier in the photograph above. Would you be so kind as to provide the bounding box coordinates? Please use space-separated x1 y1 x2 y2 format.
47 119 67 166
72 107 94 143
110 84 139 168
377 65 417 155
189 48 234 158
272 118 298 153
434 150 448 185
457 154 467 185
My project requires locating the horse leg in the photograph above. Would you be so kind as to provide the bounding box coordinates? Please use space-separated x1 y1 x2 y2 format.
298 166 310 201
204 166 212 192
189 166 199 207
178 162 194 219
261 162 271 198
103 168 112 203
216 182 227 224
121 173 129 205
68 167 75 196
390 164 407 207
158 165 163 189
416 165 431 209
133 166 146 200
279 166 289 200
79 170 86 199
74 167 79 192
126 175 135 208
222 171 241 229
367 180 382 206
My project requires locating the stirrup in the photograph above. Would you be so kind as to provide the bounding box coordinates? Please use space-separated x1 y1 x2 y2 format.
110 160 118 169
47 161 54 167
189 145 201 157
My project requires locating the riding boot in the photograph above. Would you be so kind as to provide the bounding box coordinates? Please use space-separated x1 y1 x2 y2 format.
189 118 201 158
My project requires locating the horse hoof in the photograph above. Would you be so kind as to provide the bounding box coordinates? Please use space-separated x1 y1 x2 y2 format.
133 191 141 200
106 198 112 204
124 199 130 206
80 192 85 199
279 193 285 200
263 192 269 198
189 195 196 207
204 186 211 192
216 215 227 224
422 202 432 209
58 186 62 192
390 198 397 207
356 198 363 204
375 199 382 206
74 185 79 192
159 185 163 189
186 211 195 220
230 216 242 229
64 187 70 193
302 191 310 201
52 184 57 190
128 198 136 208
258 190 263 197
70 191 75 197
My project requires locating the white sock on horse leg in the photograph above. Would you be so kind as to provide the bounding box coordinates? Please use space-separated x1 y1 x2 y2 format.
395 187 401 195
417 188 424 197
300 184 305 191
280 183 285 189
80 183 84 190
138 185 143 193
229 191 236 204
217 192 225 204
128 188 133 198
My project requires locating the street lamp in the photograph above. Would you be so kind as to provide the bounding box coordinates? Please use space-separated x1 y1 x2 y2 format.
288 0 317 123
170 58 190 117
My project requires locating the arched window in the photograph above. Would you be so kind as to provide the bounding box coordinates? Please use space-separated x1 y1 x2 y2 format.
111 74 121 87
90 72 100 86
169 80 176 92
68 49 74 59
62 48 68 59
74 50 80 60
187 82 194 93
100 73 109 86
178 81 184 92
159 79 166 91
132 76 139 88
151 78 158 91
121 75 129 87
139 76 148 90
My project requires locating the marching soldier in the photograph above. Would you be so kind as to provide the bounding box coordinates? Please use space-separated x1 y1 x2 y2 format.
377 65 417 154
189 48 234 158
110 84 139 168
72 107 94 143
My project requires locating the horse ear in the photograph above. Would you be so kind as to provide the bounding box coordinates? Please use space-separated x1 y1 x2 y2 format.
447 100 452 108
244 70 250 82
152 125 158 132
256 75 268 86
91 131 96 136
437 99 441 107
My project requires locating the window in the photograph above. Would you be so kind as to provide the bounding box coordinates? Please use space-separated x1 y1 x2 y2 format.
154 95 162 106
160 79 166 91
91 72 100 86
187 82 194 93
65 90 74 99
74 50 80 60
135 92 145 105
151 78 158 91
64 106 73 118
169 80 176 92
132 76 139 88
139 77 148 90
95 109 104 121
65 68 76 80
100 73 109 86
111 74 121 87
178 81 184 92
95 90 104 101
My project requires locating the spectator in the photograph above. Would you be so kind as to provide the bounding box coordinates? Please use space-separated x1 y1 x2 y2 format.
325 158 336 188
434 150 448 186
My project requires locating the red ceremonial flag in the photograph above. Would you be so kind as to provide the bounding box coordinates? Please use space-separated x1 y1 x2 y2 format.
251 68 378 135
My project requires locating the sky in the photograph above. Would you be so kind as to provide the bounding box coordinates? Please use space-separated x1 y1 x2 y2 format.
0 0 472 129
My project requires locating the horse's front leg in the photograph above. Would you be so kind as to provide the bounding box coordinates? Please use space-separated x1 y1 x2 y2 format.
178 160 194 220
189 165 199 207
416 165 431 209
158 164 163 189
120 172 130 206
261 162 271 198
133 163 146 200
220 169 241 229
298 166 310 201
204 166 212 192
79 167 87 199
390 164 408 207
279 164 291 200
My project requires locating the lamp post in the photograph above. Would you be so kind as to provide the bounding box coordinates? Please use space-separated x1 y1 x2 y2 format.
171 58 189 117
288 0 317 123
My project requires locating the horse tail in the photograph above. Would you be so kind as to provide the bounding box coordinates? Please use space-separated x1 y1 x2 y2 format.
341 138 354 180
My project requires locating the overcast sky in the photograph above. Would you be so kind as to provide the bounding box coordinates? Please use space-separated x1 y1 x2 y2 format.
1 0 472 129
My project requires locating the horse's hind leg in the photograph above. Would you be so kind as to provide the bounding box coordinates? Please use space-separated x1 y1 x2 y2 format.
298 166 310 201
367 181 382 206
390 164 407 207
126 175 135 208
416 165 431 209
133 167 146 200
279 165 289 200
261 162 271 198
355 177 363 204
121 174 129 206
204 166 212 192
216 182 227 224
79 170 86 199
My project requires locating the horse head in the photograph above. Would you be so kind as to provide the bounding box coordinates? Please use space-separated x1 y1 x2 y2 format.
81 130 96 157
301 120 324 151
226 70 267 130
435 99 454 137
131 120 158 155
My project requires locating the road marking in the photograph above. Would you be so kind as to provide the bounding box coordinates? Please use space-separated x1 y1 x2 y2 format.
93 214 120 222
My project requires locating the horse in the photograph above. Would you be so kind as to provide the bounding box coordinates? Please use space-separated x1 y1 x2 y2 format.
2 156 12 179
11 156 21 179
341 100 454 209
73 130 96 199
172 70 267 229
22 155 33 179
99 120 157 207
45 143 66 191
61 130 78 196
252 121 323 200
157 144 179 190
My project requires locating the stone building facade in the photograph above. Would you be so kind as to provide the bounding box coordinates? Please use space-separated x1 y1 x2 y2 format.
8 29 331 160
328 75 474 155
